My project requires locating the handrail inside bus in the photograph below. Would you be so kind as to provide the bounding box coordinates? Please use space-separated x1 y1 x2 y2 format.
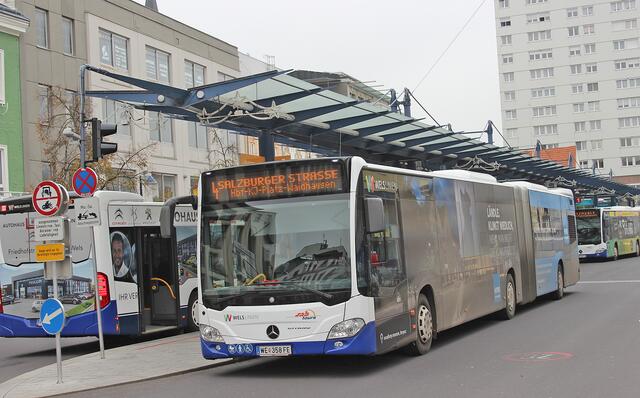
150 277 176 300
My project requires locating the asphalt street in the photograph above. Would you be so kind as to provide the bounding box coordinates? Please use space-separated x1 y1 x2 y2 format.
74 256 640 398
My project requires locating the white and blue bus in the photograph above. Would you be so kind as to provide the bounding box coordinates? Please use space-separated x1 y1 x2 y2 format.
194 157 579 358
0 191 199 337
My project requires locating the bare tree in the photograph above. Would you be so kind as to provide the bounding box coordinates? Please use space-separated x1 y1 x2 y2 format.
207 127 238 169
36 87 155 192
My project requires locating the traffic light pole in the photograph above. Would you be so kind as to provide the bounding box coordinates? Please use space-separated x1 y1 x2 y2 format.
79 65 87 168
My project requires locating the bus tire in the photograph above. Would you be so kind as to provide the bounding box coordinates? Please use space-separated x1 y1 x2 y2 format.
187 291 199 332
636 241 640 257
404 294 433 356
553 265 564 301
500 274 516 320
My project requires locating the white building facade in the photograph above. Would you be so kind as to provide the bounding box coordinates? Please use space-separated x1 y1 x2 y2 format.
495 0 640 186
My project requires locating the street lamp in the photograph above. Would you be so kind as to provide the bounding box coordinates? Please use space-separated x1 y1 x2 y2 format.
63 127 81 141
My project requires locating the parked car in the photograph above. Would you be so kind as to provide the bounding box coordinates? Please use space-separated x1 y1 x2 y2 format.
32 300 44 312
1 295 15 305
60 294 82 305
79 292 94 300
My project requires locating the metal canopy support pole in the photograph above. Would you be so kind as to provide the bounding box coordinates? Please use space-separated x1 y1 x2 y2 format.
259 131 276 162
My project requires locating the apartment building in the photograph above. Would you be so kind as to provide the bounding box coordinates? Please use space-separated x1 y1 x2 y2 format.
495 0 640 186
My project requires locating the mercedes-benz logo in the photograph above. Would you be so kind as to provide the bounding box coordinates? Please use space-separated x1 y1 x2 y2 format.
266 325 280 339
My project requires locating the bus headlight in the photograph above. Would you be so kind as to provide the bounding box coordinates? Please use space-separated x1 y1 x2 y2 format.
200 324 225 343
328 318 365 339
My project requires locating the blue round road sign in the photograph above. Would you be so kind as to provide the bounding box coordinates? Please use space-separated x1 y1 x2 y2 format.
40 298 65 335
72 167 98 197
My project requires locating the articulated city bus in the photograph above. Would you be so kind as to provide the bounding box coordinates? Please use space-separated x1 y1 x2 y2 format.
0 191 199 337
577 207 640 260
194 157 579 358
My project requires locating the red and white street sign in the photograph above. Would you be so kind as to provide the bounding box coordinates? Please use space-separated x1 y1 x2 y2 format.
32 181 68 217
72 167 98 197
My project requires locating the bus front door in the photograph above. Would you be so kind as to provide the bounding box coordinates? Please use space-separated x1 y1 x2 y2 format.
141 232 179 330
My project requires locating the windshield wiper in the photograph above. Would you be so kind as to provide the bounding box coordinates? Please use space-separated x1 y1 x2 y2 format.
254 280 334 300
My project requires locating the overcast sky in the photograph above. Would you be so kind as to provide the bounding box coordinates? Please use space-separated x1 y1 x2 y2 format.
143 0 501 139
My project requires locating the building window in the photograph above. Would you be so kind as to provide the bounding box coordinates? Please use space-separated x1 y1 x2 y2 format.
575 121 586 132
501 35 512 45
527 0 548 4
190 176 199 195
585 63 598 73
502 54 514 64
541 143 559 150
505 109 517 120
99 29 128 70
145 47 170 83
38 84 50 123
102 99 130 135
584 43 596 54
149 112 173 143
530 67 554 79
0 49 4 105
573 103 586 113
572 84 584 94
582 5 594 15
620 137 640 147
570 64 582 74
34 8 48 48
188 122 208 149
579 160 589 169
611 1 636 12
0 145 7 194
528 30 551 41
504 90 516 101
217 72 235 82
612 19 638 31
532 105 556 117
568 26 580 37
590 120 602 130
529 49 552 61
569 46 581 56
527 12 550 23
505 128 517 139
614 58 640 70
617 96 640 108
503 72 514 82
621 156 640 166
62 17 74 55
583 24 595 35
104 170 137 193
500 18 512 27
591 140 603 150
534 124 558 135
616 77 640 88
614 40 625 50
184 60 205 88
567 7 578 17
499 0 510 8
576 141 587 151
593 159 604 169
587 82 599 92
588 101 600 112
531 86 555 98
151 173 176 202
619 116 640 127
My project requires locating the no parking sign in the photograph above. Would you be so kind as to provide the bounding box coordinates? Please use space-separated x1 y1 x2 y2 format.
72 167 98 197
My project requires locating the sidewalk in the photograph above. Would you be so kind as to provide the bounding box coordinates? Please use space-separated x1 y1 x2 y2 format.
0 332 231 398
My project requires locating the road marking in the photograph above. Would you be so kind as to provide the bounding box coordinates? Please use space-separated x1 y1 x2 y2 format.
578 280 640 284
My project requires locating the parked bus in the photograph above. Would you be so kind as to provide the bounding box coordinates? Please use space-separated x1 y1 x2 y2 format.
193 157 579 358
577 207 640 260
0 191 199 337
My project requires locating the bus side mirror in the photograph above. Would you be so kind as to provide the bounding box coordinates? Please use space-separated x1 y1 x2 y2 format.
365 197 385 233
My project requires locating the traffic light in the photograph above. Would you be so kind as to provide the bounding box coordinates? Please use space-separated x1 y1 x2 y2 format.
91 118 118 162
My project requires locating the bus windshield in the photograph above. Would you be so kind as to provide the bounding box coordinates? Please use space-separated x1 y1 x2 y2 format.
577 215 602 245
200 194 351 309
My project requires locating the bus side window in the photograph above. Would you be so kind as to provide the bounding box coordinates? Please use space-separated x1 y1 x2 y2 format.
366 196 405 292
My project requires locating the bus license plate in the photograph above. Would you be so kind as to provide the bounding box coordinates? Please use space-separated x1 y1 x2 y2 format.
258 345 292 356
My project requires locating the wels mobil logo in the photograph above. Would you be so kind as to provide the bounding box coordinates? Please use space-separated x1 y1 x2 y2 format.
365 175 376 192
364 174 398 193
224 313 259 322
294 309 317 321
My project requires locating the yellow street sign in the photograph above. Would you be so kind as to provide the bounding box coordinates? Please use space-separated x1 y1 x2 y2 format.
35 243 65 262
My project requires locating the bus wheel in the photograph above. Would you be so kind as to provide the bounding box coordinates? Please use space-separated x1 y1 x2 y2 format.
553 266 564 301
404 294 433 356
636 241 640 257
187 291 199 332
500 274 516 320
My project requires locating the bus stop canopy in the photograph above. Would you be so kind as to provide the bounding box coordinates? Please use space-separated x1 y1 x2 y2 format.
85 67 640 196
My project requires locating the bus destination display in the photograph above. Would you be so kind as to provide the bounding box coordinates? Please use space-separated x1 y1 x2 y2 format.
204 163 345 202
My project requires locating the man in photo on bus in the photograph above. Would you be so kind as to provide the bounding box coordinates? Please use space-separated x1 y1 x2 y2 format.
111 234 135 283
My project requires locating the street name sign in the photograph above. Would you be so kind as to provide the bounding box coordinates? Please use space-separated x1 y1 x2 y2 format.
35 243 66 262
40 298 65 335
34 217 65 241
74 197 101 227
